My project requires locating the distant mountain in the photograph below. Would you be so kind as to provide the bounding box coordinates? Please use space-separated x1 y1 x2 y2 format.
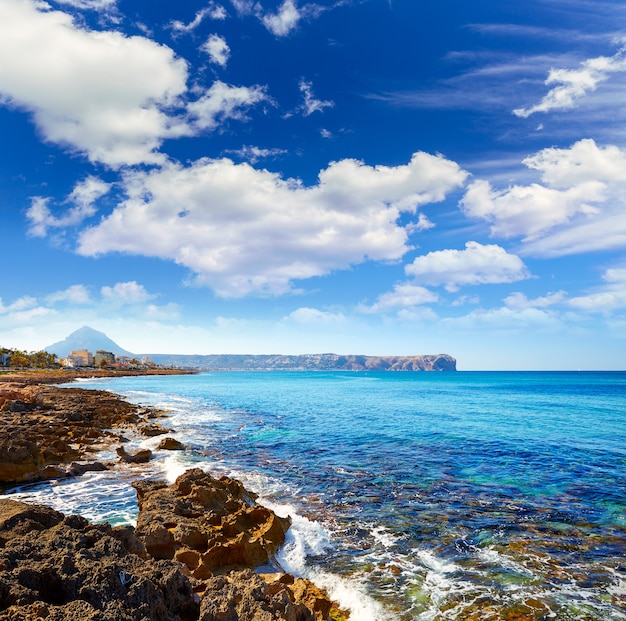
44 326 136 358
44 327 456 371
146 353 457 371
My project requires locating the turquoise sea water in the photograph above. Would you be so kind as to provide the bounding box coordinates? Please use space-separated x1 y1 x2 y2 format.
4 371 626 620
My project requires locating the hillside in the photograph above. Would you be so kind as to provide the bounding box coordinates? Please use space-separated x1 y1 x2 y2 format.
147 352 457 371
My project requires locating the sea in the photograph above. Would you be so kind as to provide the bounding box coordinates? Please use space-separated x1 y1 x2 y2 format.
3 371 625 620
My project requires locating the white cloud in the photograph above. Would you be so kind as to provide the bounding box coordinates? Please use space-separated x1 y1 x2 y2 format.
46 284 91 305
170 4 227 34
77 152 468 297
202 34 231 67
298 79 334 116
285 307 347 325
359 283 438 314
406 213 435 234
0 296 38 314
187 81 269 130
460 139 626 256
262 0 301 36
443 306 563 332
513 44 626 118
52 0 117 10
504 290 567 310
0 0 189 167
26 176 111 237
101 281 155 305
569 267 626 312
405 242 531 292
225 145 287 163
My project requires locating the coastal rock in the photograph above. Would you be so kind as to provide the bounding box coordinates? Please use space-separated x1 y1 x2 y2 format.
117 447 153 464
0 382 147 484
158 437 186 451
133 469 292 576
199 570 316 621
0 499 198 621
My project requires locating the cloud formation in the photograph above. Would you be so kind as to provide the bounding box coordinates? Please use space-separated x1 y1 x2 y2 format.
405 242 531 292
262 0 301 36
359 283 439 314
27 176 111 237
298 79 334 116
202 34 231 67
0 0 191 167
514 44 626 117
460 139 626 256
569 267 626 312
77 152 467 297
187 81 269 130
170 3 227 34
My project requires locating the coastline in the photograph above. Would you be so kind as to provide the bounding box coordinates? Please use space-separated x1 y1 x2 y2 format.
0 369 348 621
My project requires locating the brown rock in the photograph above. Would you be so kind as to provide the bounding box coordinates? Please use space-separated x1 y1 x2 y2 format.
199 569 316 621
0 499 198 621
133 469 291 575
116 447 153 464
158 437 186 451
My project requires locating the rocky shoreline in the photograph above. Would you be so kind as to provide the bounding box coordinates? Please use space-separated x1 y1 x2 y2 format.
0 371 347 621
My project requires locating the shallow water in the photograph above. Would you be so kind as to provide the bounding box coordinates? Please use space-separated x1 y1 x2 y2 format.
4 371 626 620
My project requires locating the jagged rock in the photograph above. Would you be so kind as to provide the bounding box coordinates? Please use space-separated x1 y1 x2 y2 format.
199 570 316 621
0 383 143 484
67 461 110 477
133 469 292 577
141 424 172 437
0 499 198 621
158 437 186 451
117 447 153 464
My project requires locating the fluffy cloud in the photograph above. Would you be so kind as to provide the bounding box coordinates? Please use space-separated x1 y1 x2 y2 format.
359 283 438 314
514 44 626 118
46 284 91 305
262 0 301 36
101 281 155 305
202 34 231 67
77 152 467 297
285 307 348 325
187 81 269 130
298 79 334 116
460 139 626 256
27 176 111 237
504 291 567 310
405 242 531 292
0 0 190 167
569 267 626 312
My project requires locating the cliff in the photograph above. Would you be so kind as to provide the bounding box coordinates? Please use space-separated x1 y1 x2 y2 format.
148 353 457 371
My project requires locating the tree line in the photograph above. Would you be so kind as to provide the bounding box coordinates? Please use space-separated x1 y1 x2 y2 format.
0 347 58 369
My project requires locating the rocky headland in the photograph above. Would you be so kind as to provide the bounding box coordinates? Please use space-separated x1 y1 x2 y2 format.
0 371 347 621
148 352 457 371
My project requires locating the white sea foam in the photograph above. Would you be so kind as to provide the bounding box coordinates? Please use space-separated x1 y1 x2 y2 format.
478 546 535 578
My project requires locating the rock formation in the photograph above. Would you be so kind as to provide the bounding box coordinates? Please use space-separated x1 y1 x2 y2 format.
0 499 198 621
133 469 291 578
0 472 344 621
0 383 138 484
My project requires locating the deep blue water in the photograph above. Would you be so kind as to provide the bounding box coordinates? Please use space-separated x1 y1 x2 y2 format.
4 371 626 620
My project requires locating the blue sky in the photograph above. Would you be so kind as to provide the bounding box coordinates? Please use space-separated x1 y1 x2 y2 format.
1 0 625 369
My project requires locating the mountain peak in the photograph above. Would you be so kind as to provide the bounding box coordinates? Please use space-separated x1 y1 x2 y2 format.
44 326 135 358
